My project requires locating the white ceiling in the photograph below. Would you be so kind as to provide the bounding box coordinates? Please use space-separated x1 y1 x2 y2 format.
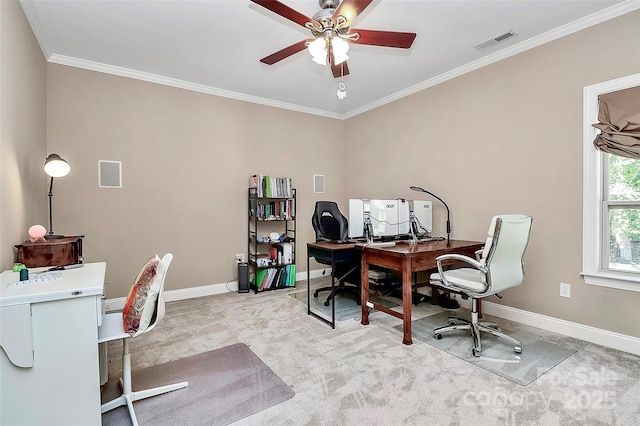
20 0 639 119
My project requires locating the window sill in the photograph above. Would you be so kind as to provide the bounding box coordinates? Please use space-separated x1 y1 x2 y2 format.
582 271 640 292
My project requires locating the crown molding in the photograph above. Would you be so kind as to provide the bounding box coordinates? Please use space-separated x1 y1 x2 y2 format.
343 1 640 119
37 1 640 121
47 53 343 120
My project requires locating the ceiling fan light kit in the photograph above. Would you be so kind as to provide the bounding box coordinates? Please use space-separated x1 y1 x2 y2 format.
308 38 328 65
330 36 350 65
251 0 416 81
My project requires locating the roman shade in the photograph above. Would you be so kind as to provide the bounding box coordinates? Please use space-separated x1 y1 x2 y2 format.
592 85 640 159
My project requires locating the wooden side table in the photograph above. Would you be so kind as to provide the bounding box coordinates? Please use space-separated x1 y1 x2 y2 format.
15 236 84 268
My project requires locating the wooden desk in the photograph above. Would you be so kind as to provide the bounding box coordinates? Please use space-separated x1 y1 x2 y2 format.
307 241 360 329
0 262 105 425
359 240 484 345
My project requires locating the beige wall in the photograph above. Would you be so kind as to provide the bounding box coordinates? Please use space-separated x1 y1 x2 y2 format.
345 11 640 337
0 1 48 269
46 65 346 297
3 5 639 338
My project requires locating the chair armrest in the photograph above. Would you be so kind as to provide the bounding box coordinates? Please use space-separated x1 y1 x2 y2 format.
475 248 484 262
433 253 487 289
435 253 484 270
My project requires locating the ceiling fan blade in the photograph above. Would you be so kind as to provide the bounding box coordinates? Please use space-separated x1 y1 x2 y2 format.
333 0 373 28
259 40 309 65
250 0 312 28
350 29 416 49
331 61 350 79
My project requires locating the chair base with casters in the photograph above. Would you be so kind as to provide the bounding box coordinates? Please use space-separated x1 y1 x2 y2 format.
99 313 189 426
313 264 360 306
313 287 360 306
311 201 362 306
433 298 522 357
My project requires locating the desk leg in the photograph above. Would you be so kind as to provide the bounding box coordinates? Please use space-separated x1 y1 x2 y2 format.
307 254 311 316
330 252 336 329
361 253 370 326
401 257 413 345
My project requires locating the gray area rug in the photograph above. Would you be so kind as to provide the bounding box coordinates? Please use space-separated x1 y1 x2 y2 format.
397 312 577 386
101 343 294 426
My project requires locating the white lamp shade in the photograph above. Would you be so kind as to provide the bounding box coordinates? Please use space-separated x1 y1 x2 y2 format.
308 38 327 66
44 154 70 178
331 37 349 65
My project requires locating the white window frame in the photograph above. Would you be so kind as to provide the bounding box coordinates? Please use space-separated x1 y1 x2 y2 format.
582 73 640 292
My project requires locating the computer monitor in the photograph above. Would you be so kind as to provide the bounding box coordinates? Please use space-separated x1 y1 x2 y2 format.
369 199 399 237
349 198 429 239
411 200 433 235
348 199 367 238
398 199 411 235
349 199 411 238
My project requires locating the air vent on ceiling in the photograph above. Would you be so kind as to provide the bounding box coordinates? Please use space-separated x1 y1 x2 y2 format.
474 30 516 50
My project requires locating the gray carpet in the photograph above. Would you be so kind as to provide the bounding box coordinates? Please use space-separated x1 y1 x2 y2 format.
101 343 294 426
98 288 639 425
289 286 399 323
397 312 577 386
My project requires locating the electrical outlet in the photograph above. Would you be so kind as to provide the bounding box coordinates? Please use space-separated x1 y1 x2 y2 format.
560 282 571 298
235 253 245 263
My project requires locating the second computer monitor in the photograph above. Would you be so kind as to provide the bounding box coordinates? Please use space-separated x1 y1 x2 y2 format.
412 200 433 235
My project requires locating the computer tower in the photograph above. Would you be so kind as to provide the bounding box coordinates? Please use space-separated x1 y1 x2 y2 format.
238 262 249 293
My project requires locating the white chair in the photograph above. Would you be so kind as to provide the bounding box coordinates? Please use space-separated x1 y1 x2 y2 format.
429 215 533 357
99 253 188 426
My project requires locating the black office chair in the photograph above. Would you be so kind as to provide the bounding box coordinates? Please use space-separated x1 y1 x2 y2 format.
311 201 361 306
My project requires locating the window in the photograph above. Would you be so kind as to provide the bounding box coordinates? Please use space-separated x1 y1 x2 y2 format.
604 154 640 272
583 74 640 292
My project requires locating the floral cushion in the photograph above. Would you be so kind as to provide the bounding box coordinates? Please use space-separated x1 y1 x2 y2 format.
122 255 160 336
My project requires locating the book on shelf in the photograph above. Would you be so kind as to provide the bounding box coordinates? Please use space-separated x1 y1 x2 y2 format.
249 175 293 198
254 199 294 220
287 264 296 287
254 264 296 291
255 269 268 290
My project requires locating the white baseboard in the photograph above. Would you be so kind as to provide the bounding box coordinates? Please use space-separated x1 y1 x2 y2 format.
104 268 327 311
480 300 640 356
105 270 639 356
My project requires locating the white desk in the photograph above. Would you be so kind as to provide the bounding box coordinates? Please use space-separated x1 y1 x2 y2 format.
0 262 105 426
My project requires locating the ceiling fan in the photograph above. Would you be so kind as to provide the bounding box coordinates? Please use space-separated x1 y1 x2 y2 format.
250 0 417 78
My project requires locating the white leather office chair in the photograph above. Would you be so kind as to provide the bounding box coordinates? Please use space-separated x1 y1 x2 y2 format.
429 215 533 357
99 253 188 426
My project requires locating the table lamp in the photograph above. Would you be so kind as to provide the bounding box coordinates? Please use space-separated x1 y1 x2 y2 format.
44 153 70 239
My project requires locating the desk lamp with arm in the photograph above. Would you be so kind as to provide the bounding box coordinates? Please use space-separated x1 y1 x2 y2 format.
410 186 451 243
44 154 70 240
410 186 458 308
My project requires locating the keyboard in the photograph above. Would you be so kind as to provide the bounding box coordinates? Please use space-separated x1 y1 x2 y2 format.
7 272 62 288
416 237 445 242
365 241 396 248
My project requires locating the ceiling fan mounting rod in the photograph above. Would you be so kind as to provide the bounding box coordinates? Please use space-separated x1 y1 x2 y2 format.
318 0 339 10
